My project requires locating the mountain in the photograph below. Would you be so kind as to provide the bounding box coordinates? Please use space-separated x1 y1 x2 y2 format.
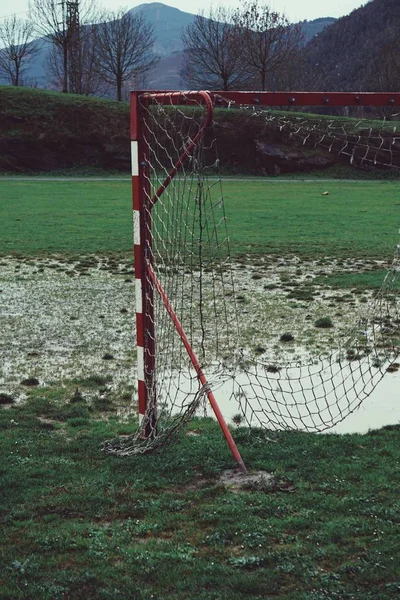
129 4 336 56
17 38 51 88
302 0 400 91
128 3 195 56
132 4 337 89
0 2 338 91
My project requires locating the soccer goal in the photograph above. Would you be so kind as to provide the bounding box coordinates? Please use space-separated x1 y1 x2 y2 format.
104 91 400 470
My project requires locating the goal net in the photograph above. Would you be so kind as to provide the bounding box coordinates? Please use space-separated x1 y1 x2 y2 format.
104 91 400 465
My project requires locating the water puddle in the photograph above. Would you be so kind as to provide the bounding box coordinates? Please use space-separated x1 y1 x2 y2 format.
158 364 399 435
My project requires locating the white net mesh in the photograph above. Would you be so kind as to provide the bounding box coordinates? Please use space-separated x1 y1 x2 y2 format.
104 94 400 456
261 111 400 170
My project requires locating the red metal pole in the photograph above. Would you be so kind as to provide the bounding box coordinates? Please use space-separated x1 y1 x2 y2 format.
131 91 156 437
206 91 400 107
131 90 215 437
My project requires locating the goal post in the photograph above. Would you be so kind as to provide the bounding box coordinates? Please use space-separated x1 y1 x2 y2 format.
131 90 215 436
131 90 247 470
125 90 400 470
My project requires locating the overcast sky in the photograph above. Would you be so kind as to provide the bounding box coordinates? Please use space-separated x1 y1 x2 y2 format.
0 0 367 23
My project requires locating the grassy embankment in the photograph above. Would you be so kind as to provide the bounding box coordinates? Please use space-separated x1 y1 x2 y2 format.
0 86 129 174
1 85 399 178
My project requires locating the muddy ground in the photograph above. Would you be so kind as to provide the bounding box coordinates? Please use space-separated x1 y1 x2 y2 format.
2 253 395 409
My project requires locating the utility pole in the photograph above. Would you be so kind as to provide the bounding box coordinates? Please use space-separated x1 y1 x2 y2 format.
59 0 68 92
66 1 81 93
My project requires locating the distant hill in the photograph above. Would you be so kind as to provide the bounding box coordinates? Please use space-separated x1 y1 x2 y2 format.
299 17 336 42
128 3 195 57
303 0 400 90
0 2 338 92
129 4 336 56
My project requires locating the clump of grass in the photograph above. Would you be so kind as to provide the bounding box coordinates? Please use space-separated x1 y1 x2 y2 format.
264 283 277 290
372 357 383 368
74 374 113 388
231 413 244 426
346 348 362 361
254 345 266 355
70 388 85 404
280 332 294 342
0 393 14 404
287 289 314 302
20 377 39 386
67 416 90 427
92 395 114 412
314 316 334 328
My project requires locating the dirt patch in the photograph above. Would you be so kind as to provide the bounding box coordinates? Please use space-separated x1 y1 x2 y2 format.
219 469 276 491
218 468 298 493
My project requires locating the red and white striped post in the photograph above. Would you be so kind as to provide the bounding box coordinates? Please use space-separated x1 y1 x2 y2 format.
130 90 247 471
131 91 156 438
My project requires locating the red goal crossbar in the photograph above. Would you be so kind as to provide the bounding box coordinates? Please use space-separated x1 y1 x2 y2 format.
130 90 400 471
138 91 400 107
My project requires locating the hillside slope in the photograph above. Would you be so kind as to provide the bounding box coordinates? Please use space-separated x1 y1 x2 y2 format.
0 87 130 172
303 0 400 90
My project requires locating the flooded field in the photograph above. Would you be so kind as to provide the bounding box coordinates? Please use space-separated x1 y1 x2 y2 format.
1 254 398 434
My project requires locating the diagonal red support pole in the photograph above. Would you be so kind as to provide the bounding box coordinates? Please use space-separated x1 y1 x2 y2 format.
147 264 247 474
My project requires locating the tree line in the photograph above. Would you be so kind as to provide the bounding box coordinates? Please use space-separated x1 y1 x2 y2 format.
0 0 308 99
181 3 305 91
1 0 398 100
0 0 158 100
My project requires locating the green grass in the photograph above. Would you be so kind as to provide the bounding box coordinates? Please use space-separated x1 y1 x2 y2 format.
223 180 400 258
0 179 399 258
1 396 399 600
0 181 132 254
0 85 128 126
314 270 400 289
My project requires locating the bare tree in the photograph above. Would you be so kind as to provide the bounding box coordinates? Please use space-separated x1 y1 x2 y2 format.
181 7 249 91
233 1 304 91
94 9 158 102
0 15 39 86
29 0 99 93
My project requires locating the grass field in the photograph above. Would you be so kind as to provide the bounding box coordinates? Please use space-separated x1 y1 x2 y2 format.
1 179 399 258
1 398 400 600
1 178 400 599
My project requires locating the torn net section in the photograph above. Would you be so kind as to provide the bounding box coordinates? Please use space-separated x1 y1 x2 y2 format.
104 97 399 456
260 110 400 170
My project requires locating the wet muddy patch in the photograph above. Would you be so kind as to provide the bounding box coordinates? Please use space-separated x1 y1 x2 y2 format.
0 253 397 418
